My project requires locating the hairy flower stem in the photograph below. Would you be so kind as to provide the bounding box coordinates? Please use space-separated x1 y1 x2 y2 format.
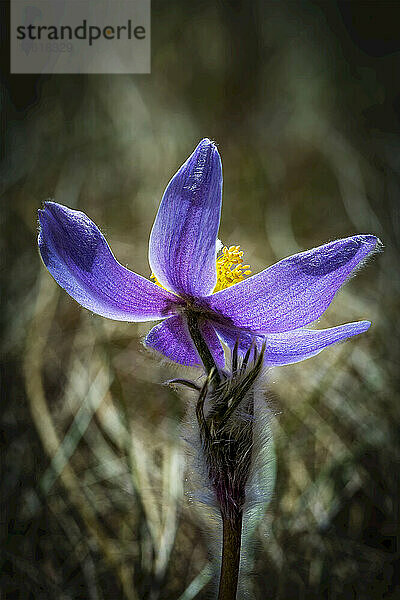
219 511 243 600
214 408 251 600
192 341 265 600
186 310 221 383
186 315 266 599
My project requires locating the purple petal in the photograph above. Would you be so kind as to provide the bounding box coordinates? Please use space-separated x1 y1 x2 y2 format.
215 321 371 366
149 139 222 297
208 235 379 333
38 202 179 321
263 321 371 365
144 316 225 368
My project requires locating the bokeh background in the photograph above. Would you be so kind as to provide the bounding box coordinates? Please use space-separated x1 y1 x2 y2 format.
2 1 400 598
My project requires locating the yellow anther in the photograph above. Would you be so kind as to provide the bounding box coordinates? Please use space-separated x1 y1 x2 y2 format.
214 244 252 292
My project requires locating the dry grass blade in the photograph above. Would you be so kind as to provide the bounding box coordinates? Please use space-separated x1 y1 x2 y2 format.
23 273 138 600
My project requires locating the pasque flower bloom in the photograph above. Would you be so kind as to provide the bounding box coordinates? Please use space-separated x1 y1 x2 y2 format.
38 139 379 369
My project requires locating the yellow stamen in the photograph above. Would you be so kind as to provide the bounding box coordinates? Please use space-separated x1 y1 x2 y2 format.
214 244 252 292
150 244 252 293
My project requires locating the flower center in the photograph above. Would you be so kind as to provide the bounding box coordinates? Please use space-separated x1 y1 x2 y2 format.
150 244 251 293
214 245 251 292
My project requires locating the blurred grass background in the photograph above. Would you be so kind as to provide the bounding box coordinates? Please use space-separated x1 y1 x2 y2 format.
1 1 399 598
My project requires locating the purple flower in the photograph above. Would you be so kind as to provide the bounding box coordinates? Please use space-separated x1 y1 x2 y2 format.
38 138 379 369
